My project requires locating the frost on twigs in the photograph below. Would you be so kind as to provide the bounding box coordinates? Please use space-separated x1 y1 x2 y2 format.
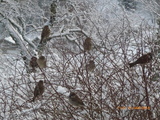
0 0 159 120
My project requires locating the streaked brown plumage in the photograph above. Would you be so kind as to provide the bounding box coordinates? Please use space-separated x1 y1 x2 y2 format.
32 80 44 102
129 53 152 67
30 56 38 71
86 60 95 71
83 37 92 51
40 25 50 44
37 56 46 68
69 92 84 107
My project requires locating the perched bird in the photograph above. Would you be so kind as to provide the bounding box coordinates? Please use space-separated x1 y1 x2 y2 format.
32 80 45 102
83 37 92 51
86 60 96 72
40 25 50 44
36 56 46 68
129 53 152 67
69 92 84 107
30 56 38 71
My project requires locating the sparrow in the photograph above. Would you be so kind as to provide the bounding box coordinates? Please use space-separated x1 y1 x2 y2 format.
40 25 50 44
32 80 45 102
86 60 95 72
83 37 92 51
36 56 46 68
30 56 38 71
129 53 152 67
69 92 84 107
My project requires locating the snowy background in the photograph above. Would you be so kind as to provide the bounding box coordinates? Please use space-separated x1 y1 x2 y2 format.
0 0 160 119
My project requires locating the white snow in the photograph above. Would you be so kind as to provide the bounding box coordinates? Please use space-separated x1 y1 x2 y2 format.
57 86 68 94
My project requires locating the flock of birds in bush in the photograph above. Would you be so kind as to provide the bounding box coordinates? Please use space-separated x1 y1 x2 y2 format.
29 25 152 107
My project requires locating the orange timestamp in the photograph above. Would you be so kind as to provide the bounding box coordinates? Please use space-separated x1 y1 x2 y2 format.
117 106 150 110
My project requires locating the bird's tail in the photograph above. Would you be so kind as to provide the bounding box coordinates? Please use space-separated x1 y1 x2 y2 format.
129 62 136 67
32 97 35 102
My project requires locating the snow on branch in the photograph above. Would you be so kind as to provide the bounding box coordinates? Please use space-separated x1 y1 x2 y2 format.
5 20 31 72
6 22 29 57
50 28 88 39
8 18 37 49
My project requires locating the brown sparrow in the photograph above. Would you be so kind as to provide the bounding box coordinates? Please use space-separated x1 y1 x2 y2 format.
69 92 84 107
83 37 92 51
30 56 38 71
32 80 45 102
36 56 46 68
86 60 95 71
129 53 152 67
40 25 50 44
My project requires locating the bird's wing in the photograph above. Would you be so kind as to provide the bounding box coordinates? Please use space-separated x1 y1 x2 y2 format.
34 86 39 96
